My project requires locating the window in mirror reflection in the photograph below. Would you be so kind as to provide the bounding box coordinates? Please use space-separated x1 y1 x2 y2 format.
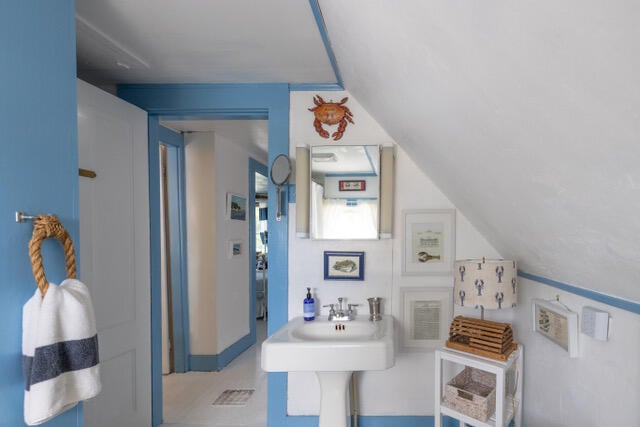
310 145 380 240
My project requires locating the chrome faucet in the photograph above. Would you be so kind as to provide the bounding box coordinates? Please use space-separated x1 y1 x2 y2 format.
323 297 358 321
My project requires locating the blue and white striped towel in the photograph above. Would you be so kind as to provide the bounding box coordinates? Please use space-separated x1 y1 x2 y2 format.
22 278 101 425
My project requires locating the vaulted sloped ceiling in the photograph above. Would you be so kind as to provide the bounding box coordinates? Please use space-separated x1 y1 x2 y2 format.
319 0 640 302
75 0 639 303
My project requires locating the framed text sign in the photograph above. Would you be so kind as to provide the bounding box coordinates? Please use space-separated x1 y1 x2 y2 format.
532 298 579 358
339 180 366 191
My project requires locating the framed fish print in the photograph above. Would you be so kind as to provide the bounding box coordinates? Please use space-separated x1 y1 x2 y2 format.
402 209 455 276
324 251 365 281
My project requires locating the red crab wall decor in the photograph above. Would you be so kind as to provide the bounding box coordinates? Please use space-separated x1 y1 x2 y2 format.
308 95 354 141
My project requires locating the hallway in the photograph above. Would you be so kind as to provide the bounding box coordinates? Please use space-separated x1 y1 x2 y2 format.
160 320 267 427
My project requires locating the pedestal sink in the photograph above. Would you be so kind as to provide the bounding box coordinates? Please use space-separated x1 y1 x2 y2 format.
261 315 395 427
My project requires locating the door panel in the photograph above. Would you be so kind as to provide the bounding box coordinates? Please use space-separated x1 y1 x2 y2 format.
78 79 150 427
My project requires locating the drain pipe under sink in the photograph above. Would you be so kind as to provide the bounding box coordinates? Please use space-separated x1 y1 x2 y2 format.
350 372 358 427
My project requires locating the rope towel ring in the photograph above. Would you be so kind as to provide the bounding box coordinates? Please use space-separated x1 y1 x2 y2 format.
28 214 77 297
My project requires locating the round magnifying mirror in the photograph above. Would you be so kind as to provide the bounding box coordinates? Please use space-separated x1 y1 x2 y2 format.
270 154 291 221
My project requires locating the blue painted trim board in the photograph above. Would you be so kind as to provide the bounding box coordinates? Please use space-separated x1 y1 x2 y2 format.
189 332 255 371
365 146 377 174
519 270 640 315
118 83 290 427
289 83 344 91
0 2 80 426
307 0 343 87
325 173 378 177
160 130 190 374
249 158 269 336
147 116 163 427
118 83 281 117
158 124 184 147
290 183 297 203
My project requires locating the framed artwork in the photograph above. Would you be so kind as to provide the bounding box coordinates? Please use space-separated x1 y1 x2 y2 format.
402 209 455 276
324 251 365 281
339 180 366 191
228 240 242 258
532 298 579 358
227 193 247 221
400 286 452 350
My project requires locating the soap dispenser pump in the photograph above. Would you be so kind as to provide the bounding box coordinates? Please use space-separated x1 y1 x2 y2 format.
303 287 315 321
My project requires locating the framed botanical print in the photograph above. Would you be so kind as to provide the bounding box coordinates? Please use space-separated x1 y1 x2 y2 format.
402 209 455 275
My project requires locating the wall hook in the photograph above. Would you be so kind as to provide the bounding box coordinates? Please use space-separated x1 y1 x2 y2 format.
15 211 37 223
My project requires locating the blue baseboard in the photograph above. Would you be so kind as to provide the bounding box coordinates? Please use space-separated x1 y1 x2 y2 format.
264 414 460 426
189 332 255 371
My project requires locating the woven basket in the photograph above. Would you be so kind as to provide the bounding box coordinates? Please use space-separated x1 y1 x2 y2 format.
444 367 496 421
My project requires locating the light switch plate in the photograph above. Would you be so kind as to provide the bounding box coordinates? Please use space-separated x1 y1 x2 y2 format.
581 306 609 341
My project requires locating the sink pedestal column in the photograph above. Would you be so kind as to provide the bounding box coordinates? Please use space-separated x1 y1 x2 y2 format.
316 371 352 427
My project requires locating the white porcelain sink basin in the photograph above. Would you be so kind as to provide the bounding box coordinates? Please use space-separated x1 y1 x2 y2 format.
261 315 395 372
262 315 395 427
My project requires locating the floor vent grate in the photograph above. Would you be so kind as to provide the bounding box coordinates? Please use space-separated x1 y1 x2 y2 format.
212 389 255 406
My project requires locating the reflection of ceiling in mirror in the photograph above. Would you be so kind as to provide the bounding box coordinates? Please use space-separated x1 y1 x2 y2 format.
311 145 379 175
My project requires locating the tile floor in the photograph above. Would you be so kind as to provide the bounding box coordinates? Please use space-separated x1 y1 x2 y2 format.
160 320 267 427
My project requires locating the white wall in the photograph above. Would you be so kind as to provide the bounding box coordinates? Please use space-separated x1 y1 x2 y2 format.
287 91 502 415
213 133 251 350
514 278 640 426
319 0 640 304
185 130 258 356
288 90 640 423
185 133 218 354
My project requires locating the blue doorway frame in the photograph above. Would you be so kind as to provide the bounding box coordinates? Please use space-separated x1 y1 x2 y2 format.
157 125 190 374
249 158 269 326
118 83 290 427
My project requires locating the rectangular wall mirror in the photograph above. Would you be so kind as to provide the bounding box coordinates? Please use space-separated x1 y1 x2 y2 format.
310 145 380 240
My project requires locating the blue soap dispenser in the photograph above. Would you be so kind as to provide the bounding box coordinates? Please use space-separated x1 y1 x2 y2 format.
303 287 315 321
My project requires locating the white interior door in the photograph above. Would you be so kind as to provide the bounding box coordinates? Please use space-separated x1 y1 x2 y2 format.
77 79 151 427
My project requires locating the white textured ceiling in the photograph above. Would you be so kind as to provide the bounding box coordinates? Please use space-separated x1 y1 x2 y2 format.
160 119 268 161
319 0 640 302
76 0 335 85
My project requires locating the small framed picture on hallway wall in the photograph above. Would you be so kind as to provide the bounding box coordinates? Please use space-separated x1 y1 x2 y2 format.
227 193 247 221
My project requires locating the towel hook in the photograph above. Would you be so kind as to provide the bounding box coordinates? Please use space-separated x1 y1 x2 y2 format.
28 215 77 297
16 211 37 223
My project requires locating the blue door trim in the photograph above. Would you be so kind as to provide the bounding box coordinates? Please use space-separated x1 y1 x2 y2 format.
249 158 268 341
147 116 163 426
158 125 190 373
118 83 290 427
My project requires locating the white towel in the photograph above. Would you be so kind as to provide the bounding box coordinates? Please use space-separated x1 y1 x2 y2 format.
22 278 101 425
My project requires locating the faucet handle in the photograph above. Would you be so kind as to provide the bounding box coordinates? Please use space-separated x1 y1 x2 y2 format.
322 304 336 313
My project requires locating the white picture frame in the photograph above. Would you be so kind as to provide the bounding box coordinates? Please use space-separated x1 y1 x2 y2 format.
400 286 453 350
402 209 456 276
227 240 242 258
532 298 579 358
226 193 247 221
